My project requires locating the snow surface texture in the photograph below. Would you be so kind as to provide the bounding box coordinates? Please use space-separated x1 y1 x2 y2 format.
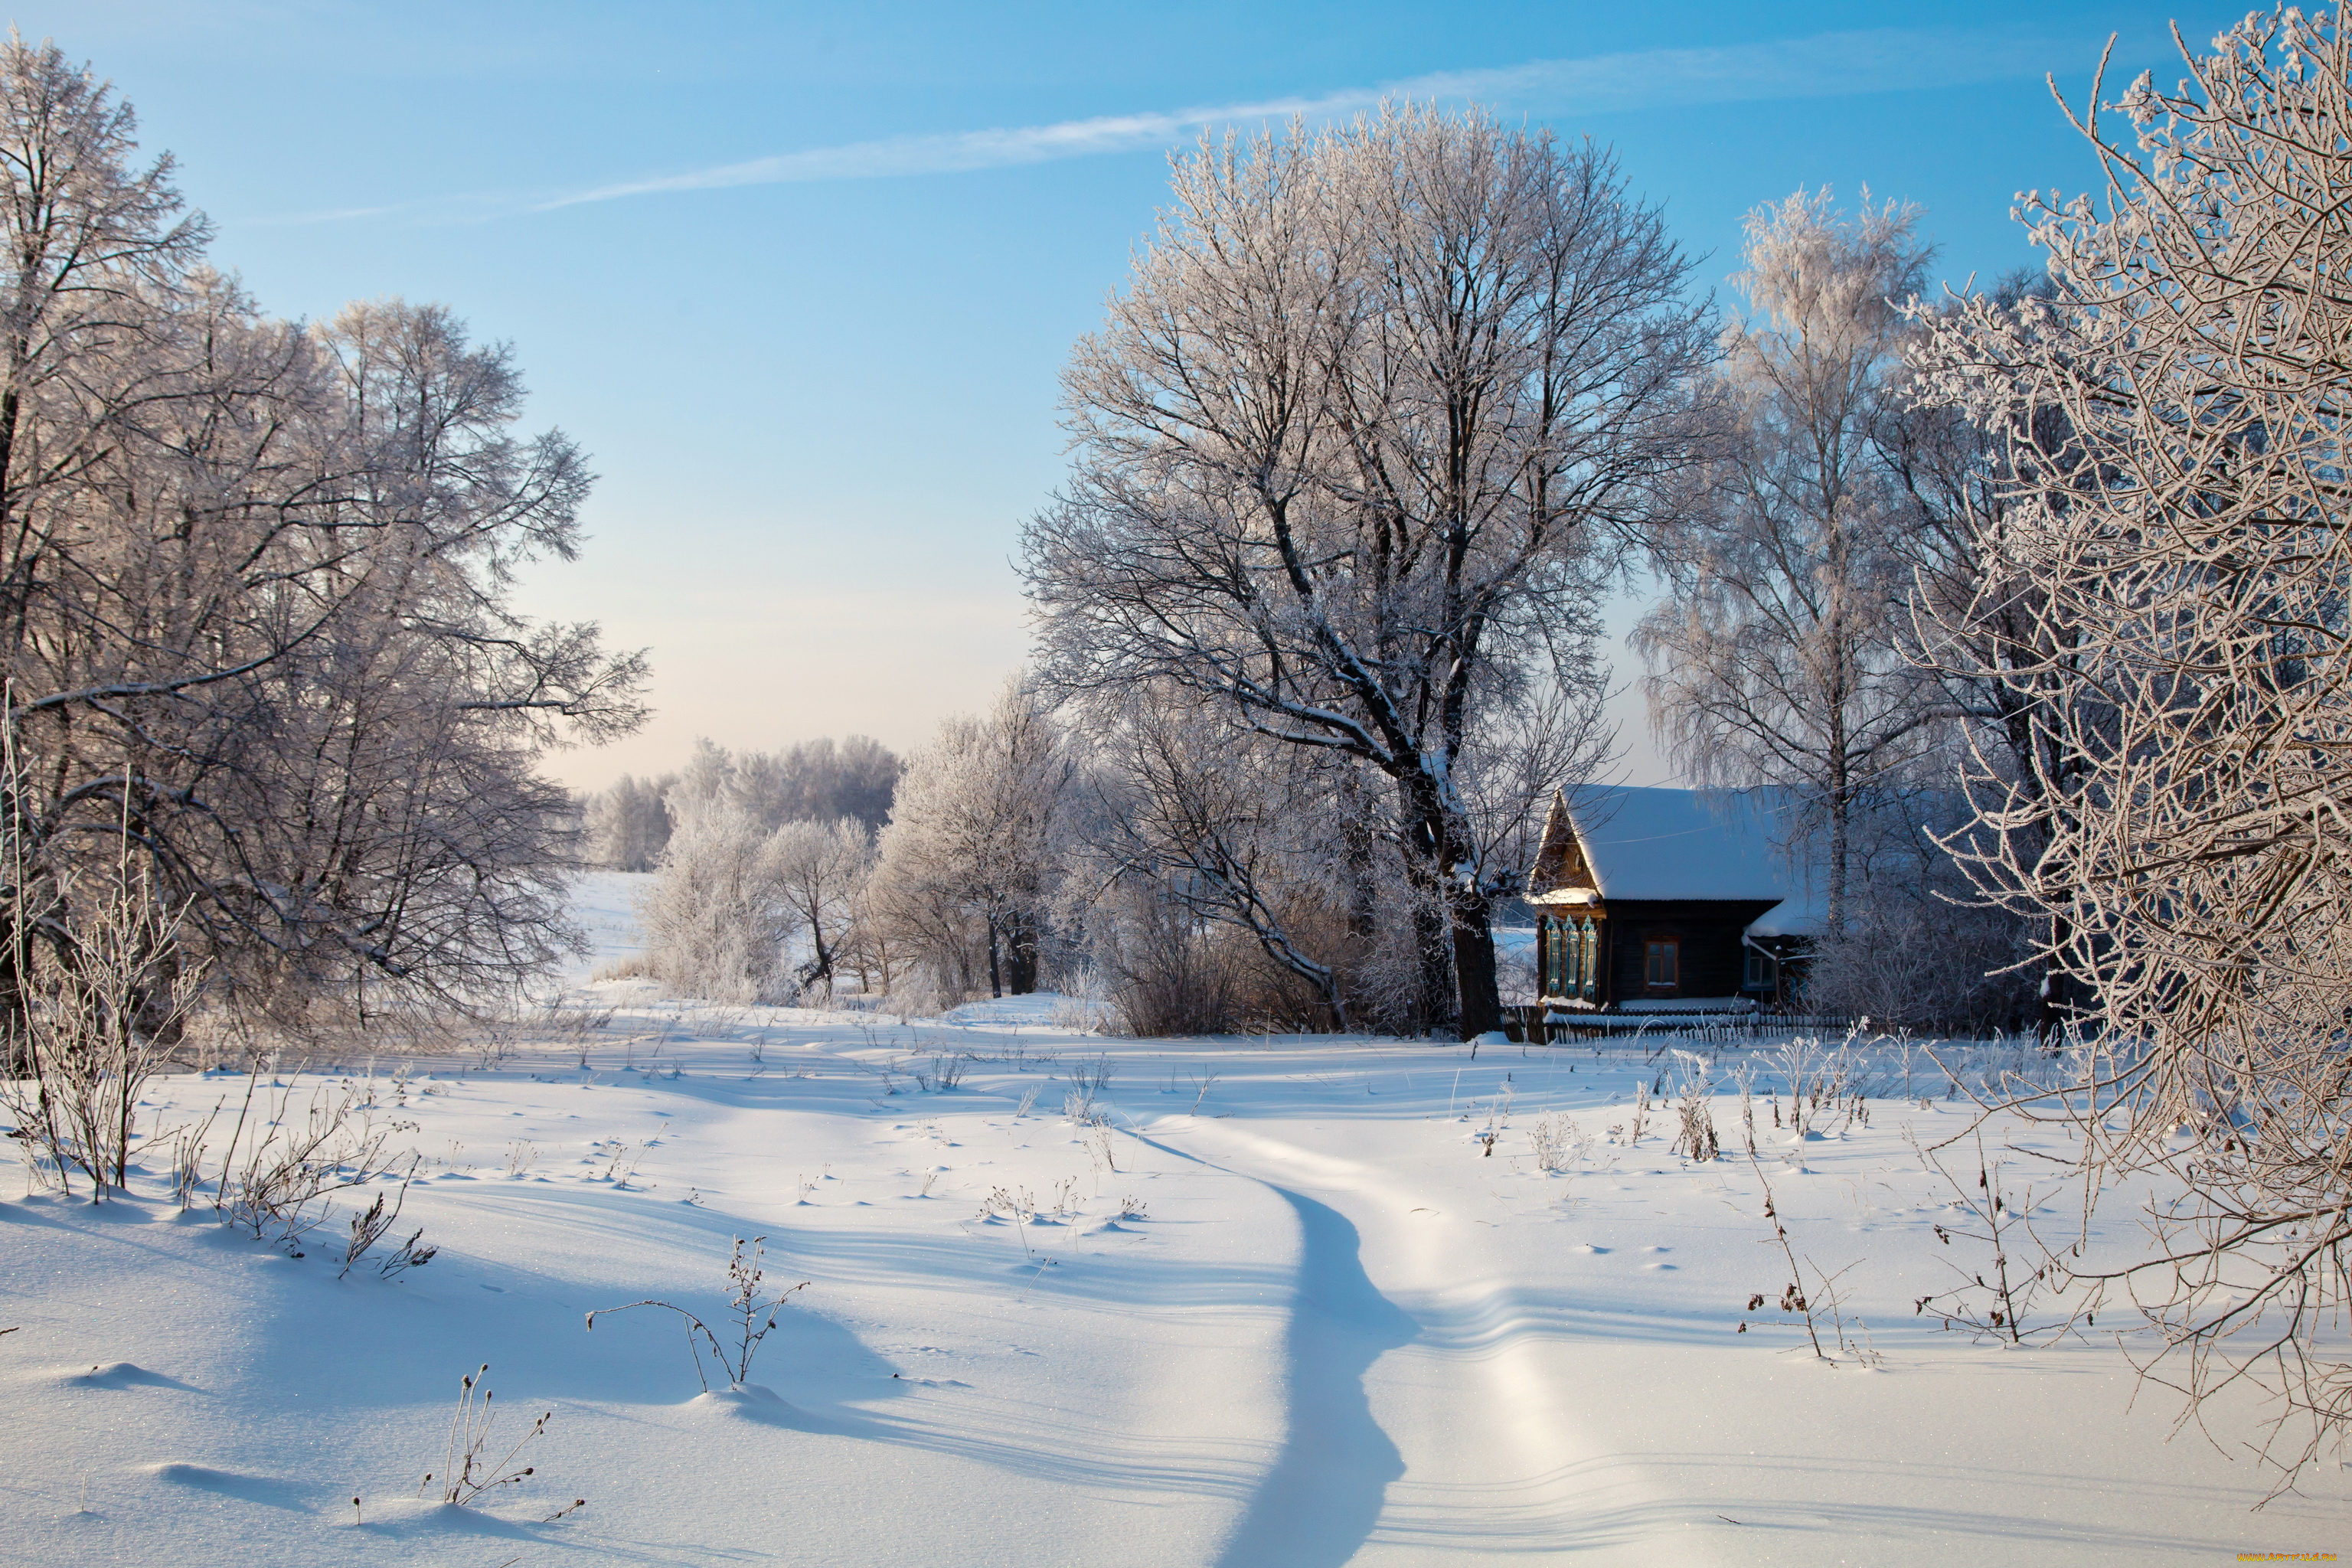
2 910 2345 1563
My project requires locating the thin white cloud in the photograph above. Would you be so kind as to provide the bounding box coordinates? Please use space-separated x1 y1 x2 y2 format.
250 27 2063 225
533 27 2058 212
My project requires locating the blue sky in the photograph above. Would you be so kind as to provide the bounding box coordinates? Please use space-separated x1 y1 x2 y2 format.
28 2 2234 789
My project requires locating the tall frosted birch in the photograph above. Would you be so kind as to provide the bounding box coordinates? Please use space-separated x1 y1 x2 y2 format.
1632 189 1939 939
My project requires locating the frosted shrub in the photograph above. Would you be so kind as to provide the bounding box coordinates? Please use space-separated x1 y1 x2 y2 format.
1065 1055 1113 1119
419 1364 552 1508
1670 1050 1720 1162
0 868 201 1200
586 1236 808 1393
1526 1116 1589 1174
1048 966 1114 1033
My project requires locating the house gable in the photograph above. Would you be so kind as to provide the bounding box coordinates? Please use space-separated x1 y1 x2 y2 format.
1527 791 1597 900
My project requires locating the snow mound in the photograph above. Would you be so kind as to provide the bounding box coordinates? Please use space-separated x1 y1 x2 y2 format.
146 1464 309 1511
61 1361 185 1390
342 1499 537 1537
686 1383 801 1424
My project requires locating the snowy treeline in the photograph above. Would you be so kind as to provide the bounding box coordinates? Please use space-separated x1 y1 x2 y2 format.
631 671 1596 1031
586 736 900 871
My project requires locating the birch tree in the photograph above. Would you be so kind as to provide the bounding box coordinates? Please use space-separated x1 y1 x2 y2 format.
1632 189 1939 938
1026 104 1709 1037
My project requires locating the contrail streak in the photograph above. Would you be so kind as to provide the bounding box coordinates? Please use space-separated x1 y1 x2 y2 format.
254 27 2066 225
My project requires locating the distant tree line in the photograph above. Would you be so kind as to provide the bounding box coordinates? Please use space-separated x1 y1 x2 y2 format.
585 736 901 871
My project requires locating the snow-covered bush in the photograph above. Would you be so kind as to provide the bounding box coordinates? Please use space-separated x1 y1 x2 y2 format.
1798 895 2029 1034
0 868 201 1200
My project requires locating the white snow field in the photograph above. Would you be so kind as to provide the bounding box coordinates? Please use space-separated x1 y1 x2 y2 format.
3 945 2347 1563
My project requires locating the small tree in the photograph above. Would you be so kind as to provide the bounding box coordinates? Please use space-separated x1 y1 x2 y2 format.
770 818 872 1002
636 802 795 1004
867 681 1073 1002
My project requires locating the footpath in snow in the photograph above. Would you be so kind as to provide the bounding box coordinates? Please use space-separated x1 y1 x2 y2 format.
2 987 2344 1566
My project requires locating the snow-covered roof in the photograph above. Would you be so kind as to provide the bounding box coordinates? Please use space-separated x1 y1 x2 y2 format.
1531 786 1821 931
1746 886 1829 939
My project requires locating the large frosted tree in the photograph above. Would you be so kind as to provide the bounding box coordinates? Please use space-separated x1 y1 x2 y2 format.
1025 104 1710 1037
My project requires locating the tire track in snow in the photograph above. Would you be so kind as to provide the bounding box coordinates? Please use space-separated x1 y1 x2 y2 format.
1138 1116 1713 1566
1127 1126 1413 1567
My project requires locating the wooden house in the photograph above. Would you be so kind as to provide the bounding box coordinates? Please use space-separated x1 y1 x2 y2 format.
1527 786 1819 1014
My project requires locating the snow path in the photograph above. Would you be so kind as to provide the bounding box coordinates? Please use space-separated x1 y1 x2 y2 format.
1151 1117 1674 1565
1131 1129 1413 1567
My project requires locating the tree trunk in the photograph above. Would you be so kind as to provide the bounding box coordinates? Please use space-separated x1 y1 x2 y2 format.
1449 885 1502 1040
1397 805 1455 1036
806 920 834 1003
2035 912 2076 1047
1004 911 1039 995
1403 775 1503 1041
986 914 1003 998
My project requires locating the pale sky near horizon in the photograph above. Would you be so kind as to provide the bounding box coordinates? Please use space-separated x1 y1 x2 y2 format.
24 2 2236 791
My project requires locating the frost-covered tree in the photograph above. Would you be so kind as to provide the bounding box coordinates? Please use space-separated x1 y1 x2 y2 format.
770 818 871 1002
1916 7 2352 1477
635 802 795 1004
1027 103 1709 1037
0 41 646 1029
867 681 1073 1003
1632 190 1941 938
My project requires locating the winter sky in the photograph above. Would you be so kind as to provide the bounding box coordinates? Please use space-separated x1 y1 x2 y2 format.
30 1 2239 789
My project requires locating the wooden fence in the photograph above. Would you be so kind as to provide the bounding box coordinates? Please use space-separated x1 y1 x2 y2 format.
1498 1004 1854 1047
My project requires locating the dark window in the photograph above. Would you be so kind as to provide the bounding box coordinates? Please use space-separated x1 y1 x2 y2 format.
1645 939 1679 989
1745 947 1772 988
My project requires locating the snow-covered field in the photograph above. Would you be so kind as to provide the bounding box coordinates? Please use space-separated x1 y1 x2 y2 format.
2 898 2346 1564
